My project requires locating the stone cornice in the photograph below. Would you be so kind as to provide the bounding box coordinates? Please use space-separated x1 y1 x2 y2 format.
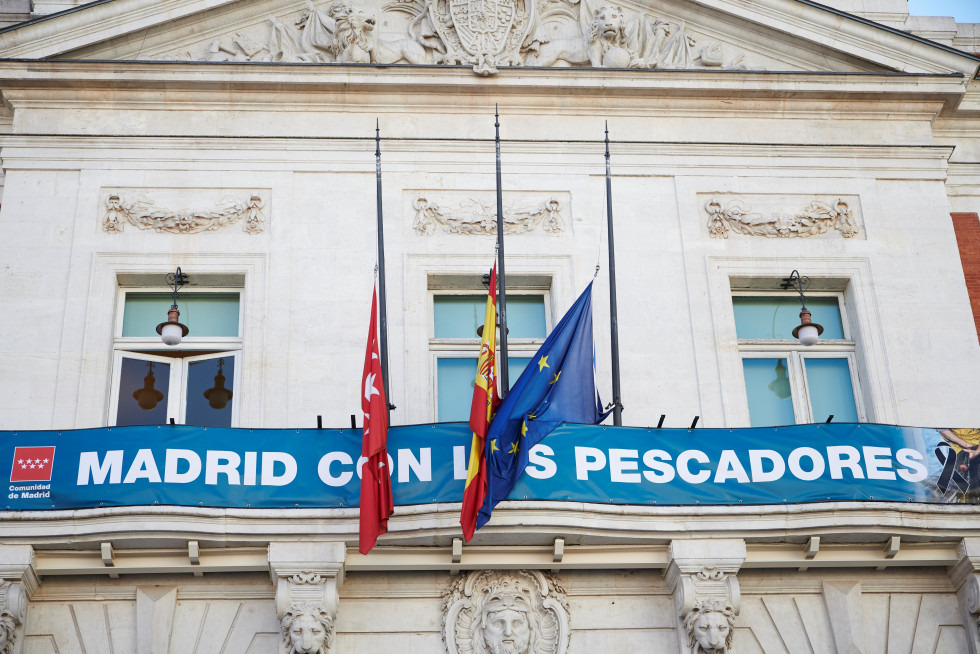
0 501 976 549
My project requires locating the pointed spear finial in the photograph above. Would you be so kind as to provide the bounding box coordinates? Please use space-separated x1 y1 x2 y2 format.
375 119 381 158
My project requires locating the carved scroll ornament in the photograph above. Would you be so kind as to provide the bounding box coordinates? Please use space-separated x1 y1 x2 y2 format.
103 194 265 235
413 196 564 236
705 197 857 239
186 0 748 75
443 570 570 654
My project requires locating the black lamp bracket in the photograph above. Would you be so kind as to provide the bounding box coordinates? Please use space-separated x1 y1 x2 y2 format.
165 267 189 309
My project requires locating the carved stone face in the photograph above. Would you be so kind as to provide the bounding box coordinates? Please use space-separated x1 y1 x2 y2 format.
483 608 531 654
347 6 375 33
692 611 730 652
289 613 327 654
593 6 625 42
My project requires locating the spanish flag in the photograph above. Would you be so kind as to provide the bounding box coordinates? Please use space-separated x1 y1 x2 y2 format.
460 264 501 541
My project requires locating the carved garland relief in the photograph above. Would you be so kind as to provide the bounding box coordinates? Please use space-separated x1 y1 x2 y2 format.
102 193 266 234
177 0 748 75
412 194 565 236
443 570 570 654
703 195 859 239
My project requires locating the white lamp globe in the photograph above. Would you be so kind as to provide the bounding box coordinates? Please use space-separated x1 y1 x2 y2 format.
797 324 820 346
160 323 184 346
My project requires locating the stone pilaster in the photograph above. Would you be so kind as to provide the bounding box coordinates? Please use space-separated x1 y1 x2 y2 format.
268 542 346 654
0 545 39 654
665 539 745 654
950 538 980 654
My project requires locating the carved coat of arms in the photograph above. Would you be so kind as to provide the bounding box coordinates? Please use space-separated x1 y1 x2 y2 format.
430 0 536 74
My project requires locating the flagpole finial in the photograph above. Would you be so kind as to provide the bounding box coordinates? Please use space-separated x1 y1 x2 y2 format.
594 264 600 279
375 120 381 158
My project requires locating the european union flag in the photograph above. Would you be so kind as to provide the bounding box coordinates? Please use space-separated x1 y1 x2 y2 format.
476 282 605 530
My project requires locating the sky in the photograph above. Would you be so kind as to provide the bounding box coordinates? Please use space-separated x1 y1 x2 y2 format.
907 0 980 22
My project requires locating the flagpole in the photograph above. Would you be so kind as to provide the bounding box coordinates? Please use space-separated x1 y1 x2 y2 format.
375 120 393 419
495 106 510 394
605 123 623 426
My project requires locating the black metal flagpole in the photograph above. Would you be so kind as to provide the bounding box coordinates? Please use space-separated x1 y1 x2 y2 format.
495 106 510 394
375 120 393 417
604 123 623 426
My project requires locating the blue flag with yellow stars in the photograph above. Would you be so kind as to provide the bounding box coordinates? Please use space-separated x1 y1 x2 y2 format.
476 282 605 530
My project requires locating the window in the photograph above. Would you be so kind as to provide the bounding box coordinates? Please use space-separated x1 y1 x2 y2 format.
734 294 862 426
431 291 549 422
110 290 242 427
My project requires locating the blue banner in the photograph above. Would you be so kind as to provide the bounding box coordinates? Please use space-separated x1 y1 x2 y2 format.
1 423 977 511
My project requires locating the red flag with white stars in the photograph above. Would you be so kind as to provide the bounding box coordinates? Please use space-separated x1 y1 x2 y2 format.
359 287 393 555
10 446 56 482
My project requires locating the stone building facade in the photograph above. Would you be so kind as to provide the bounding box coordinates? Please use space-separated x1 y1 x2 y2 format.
0 0 979 652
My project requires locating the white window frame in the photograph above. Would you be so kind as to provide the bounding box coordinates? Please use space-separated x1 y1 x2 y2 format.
734 291 866 425
429 288 551 422
109 287 243 427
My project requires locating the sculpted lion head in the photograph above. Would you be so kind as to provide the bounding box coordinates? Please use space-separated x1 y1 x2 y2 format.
329 0 377 56
683 598 735 654
589 6 629 49
281 603 334 654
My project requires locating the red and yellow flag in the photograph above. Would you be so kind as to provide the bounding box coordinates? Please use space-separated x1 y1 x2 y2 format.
460 264 501 541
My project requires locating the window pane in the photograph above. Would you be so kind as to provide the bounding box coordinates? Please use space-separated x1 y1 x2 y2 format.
805 358 858 423
505 297 547 338
117 358 170 426
742 358 795 427
733 296 844 339
434 295 545 338
437 358 477 422
122 293 240 338
437 356 534 422
186 357 235 427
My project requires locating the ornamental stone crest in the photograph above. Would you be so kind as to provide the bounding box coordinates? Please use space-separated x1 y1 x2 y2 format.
102 193 265 234
443 570 570 654
704 196 858 239
432 0 536 74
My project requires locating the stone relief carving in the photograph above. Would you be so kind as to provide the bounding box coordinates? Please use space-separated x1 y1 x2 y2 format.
412 195 564 235
102 193 265 234
0 580 25 654
684 598 735 654
281 602 334 654
704 196 858 239
187 0 747 74
443 570 570 654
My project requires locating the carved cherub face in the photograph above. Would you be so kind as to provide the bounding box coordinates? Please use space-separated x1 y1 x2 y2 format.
483 608 531 654
289 613 327 654
692 611 730 652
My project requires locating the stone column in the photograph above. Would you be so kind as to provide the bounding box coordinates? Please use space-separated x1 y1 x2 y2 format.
951 537 980 654
0 545 40 654
665 539 745 654
268 542 346 654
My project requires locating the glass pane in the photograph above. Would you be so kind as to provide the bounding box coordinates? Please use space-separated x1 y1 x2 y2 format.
733 296 844 340
805 358 858 423
122 293 240 338
434 295 545 338
505 297 547 338
437 358 477 422
743 358 796 427
437 356 534 422
117 358 170 426
186 357 235 428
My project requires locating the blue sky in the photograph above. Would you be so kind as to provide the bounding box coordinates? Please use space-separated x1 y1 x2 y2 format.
908 0 980 22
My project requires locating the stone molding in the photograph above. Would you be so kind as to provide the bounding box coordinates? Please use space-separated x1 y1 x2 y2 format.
703 195 859 239
102 191 265 234
443 569 570 654
666 539 744 654
268 542 346 654
410 192 566 236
